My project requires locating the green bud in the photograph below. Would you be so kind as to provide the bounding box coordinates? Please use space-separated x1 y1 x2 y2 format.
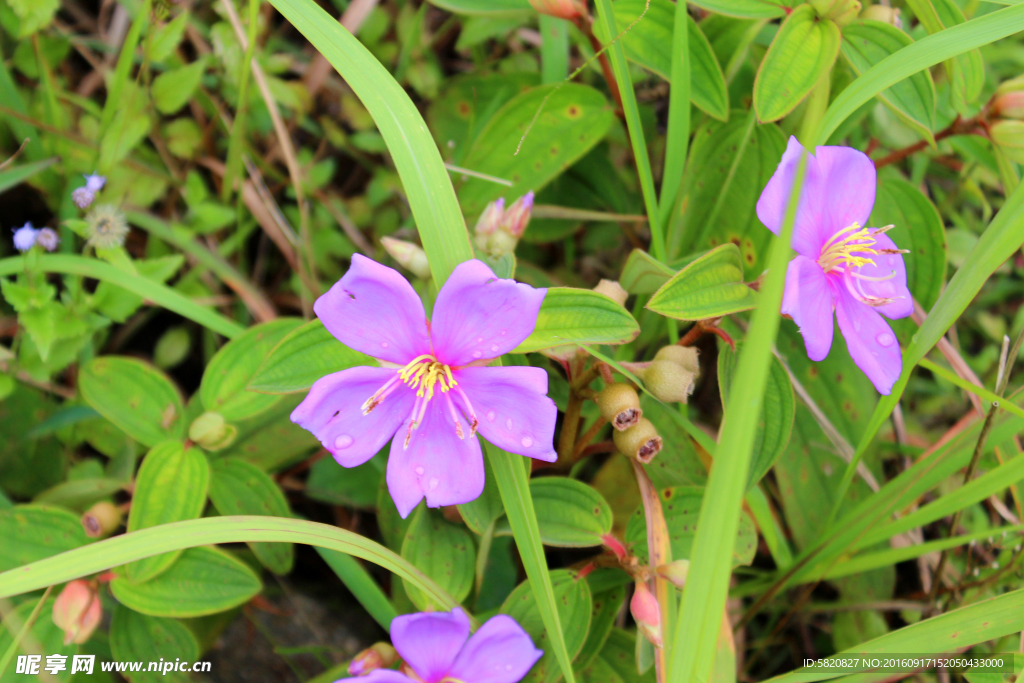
641 360 697 404
613 417 662 464
596 383 642 431
860 4 901 27
810 0 860 25
655 559 691 588
154 326 191 370
653 345 700 374
382 237 432 280
189 411 237 451
81 501 123 539
990 120 1024 164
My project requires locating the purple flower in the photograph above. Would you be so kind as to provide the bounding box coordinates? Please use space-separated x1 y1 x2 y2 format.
757 137 912 395
291 255 557 517
72 173 106 209
12 223 37 251
36 228 59 252
338 608 542 683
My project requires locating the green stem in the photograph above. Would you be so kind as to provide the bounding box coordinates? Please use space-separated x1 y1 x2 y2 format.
798 69 831 148
657 0 691 231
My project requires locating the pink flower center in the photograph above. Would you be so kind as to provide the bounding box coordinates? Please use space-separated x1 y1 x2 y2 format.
817 223 907 308
361 354 479 448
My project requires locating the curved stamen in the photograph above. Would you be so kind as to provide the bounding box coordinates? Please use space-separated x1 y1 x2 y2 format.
452 385 479 436
843 267 896 307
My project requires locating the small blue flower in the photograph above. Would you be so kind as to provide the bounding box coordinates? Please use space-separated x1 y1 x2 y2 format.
12 223 37 252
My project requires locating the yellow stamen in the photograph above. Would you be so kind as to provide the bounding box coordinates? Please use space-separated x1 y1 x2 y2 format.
817 222 882 274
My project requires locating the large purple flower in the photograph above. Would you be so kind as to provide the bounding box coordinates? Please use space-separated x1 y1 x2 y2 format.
757 137 913 395
292 255 557 517
341 608 542 683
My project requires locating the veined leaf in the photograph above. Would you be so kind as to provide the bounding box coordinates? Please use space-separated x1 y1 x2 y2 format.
401 507 475 610
515 288 639 353
0 505 92 573
689 0 785 19
79 357 186 447
495 478 613 547
903 0 984 114
109 605 199 683
620 250 676 296
647 244 757 320
249 319 372 394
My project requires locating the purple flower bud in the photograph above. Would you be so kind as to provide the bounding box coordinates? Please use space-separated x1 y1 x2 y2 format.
500 191 534 239
36 228 60 252
84 173 106 193
72 187 95 209
473 198 505 238
12 223 37 252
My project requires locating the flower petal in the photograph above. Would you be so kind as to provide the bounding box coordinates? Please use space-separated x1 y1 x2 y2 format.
756 136 826 259
780 256 835 362
834 285 903 395
335 670 412 683
447 614 543 683
291 366 413 467
386 401 485 518
851 231 914 320
814 145 877 235
430 260 546 367
453 366 557 462
314 254 431 364
390 608 471 683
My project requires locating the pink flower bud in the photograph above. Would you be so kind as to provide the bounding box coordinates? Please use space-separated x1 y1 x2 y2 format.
36 228 60 252
52 580 102 645
499 191 534 239
993 91 1024 121
473 198 505 238
630 582 662 648
528 0 587 20
655 559 690 588
601 534 628 562
348 642 398 676
382 237 431 280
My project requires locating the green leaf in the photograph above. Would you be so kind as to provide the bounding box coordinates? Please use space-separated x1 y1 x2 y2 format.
201 318 302 420
625 486 757 567
646 244 757 320
904 0 984 114
33 478 124 512
0 505 92 572
426 0 530 16
501 569 593 683
815 3 1024 146
840 20 937 146
79 357 187 447
514 288 639 353
456 84 616 217
112 546 261 618
573 584 626 674
265 0 473 284
400 507 475 610
316 548 397 632
753 5 841 122
666 112 787 278
6 0 58 36
689 0 785 19
151 60 206 115
248 319 372 394
109 604 199 683
718 343 794 490
218 404 318 472
592 0 728 120
619 249 676 295
495 478 612 548
457 454 505 535
0 599 75 683
208 458 294 575
579 629 655 683
868 177 947 313
126 442 210 583
488 445 579 683
0 158 58 194
147 11 190 63
0 255 245 338
306 451 384 509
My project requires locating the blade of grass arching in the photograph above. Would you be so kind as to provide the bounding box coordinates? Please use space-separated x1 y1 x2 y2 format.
0 587 52 675
0 254 246 339
485 444 577 683
819 523 1024 581
316 547 397 632
126 210 277 323
0 157 58 194
825 160 1024 527
667 148 807 683
919 357 1024 421
657 0 690 231
540 15 569 84
265 0 473 283
746 485 794 569
99 1 150 139
0 516 468 622
763 588 1024 683
814 2 1024 146
593 0 665 261
222 0 260 203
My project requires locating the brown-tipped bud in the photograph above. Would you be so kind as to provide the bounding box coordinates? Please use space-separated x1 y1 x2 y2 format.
860 4 901 27
499 191 534 239
593 279 628 307
528 0 586 20
640 360 697 404
990 120 1024 164
348 642 398 676
655 559 690 588
382 237 431 280
613 418 662 464
53 580 102 645
653 345 700 374
601 534 628 562
596 383 642 431
82 501 123 539
630 582 662 648
188 411 237 451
